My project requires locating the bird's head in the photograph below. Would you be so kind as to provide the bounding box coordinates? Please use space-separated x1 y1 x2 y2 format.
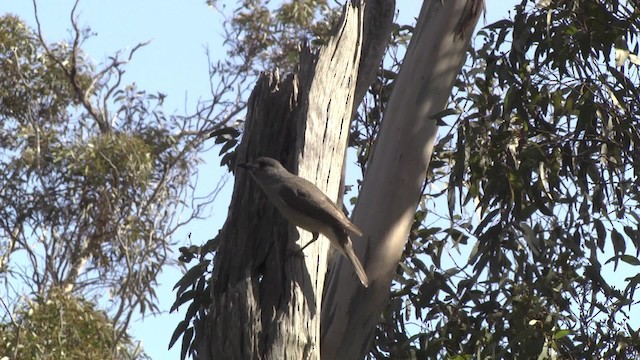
238 157 288 184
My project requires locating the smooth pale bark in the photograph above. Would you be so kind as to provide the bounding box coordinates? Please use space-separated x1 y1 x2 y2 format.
321 1 484 359
198 1 393 359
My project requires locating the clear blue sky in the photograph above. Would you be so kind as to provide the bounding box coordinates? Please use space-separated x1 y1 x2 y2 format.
2 1 518 359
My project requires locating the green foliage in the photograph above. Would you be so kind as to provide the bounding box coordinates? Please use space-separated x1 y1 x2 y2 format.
177 1 640 359
1 11 222 358
0 288 147 360
224 0 338 73
0 15 85 122
194 1 340 169
375 0 640 359
169 259 212 360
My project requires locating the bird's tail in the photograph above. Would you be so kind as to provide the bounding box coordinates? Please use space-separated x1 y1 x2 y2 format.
343 242 369 288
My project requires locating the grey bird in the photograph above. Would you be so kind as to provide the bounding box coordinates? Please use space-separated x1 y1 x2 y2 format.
238 157 369 287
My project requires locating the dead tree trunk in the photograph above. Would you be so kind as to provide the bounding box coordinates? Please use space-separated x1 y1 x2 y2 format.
197 1 393 359
321 1 484 359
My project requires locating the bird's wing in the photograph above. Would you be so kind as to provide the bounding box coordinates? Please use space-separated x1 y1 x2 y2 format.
278 178 363 237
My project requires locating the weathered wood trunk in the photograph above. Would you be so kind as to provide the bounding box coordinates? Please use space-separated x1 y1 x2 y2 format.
321 1 484 359
197 1 393 359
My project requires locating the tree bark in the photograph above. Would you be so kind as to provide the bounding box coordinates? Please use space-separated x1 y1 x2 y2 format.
354 0 396 109
321 1 484 359
198 1 393 359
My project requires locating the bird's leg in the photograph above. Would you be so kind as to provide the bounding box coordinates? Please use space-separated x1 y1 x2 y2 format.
289 232 319 258
299 231 319 253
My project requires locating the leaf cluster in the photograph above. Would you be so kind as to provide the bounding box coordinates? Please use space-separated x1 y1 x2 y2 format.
0 10 223 355
0 287 148 360
372 1 640 359
223 0 338 74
